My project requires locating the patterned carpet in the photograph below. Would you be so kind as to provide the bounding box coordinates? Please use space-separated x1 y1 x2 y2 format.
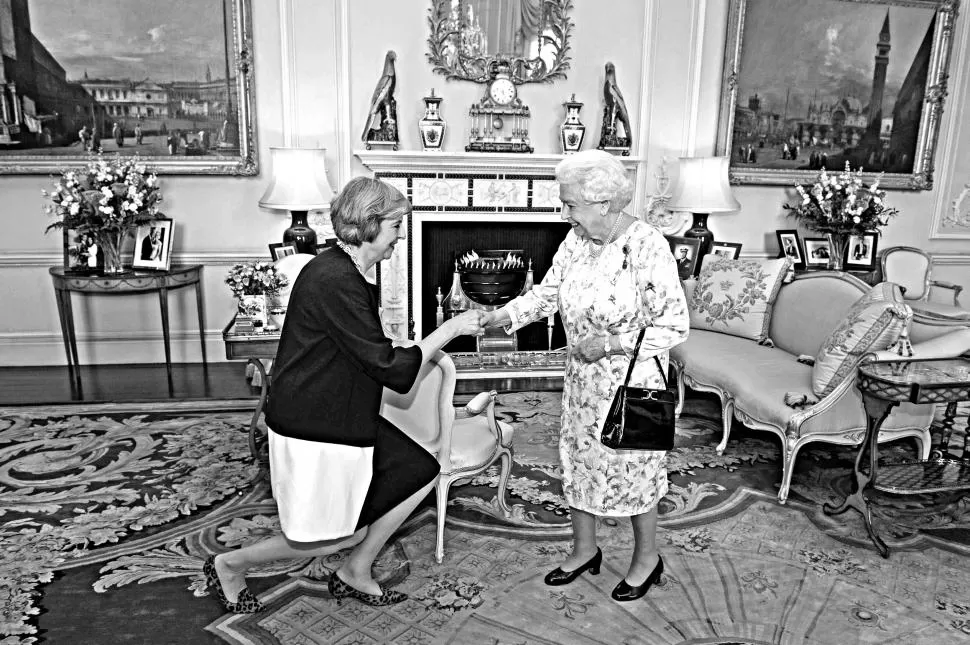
0 394 968 644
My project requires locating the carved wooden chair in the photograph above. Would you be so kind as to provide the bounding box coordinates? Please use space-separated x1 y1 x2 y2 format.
380 348 514 563
881 246 969 320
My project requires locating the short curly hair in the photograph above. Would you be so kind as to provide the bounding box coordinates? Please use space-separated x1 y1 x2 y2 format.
555 149 633 212
330 177 411 245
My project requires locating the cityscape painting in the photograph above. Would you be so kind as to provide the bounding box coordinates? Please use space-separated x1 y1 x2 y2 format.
0 0 256 174
715 0 957 190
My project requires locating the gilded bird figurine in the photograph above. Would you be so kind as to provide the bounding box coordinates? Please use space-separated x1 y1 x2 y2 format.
362 50 397 143
602 61 632 146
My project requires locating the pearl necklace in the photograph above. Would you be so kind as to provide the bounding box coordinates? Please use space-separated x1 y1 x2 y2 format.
336 239 365 275
589 213 622 259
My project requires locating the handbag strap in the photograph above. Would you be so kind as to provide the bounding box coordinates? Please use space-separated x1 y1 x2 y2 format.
621 328 669 390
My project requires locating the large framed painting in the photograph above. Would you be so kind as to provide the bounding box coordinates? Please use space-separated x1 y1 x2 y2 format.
715 0 957 190
0 0 257 175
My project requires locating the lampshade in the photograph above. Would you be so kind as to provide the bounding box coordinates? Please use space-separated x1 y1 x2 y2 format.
258 147 334 211
665 156 740 214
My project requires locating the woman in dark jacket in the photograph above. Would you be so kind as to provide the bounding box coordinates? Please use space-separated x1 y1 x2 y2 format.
204 177 483 612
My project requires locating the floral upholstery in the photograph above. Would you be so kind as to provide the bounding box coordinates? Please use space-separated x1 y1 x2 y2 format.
812 282 909 398
688 256 792 343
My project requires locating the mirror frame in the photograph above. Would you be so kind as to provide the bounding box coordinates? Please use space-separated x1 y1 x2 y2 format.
0 0 257 175
426 0 574 84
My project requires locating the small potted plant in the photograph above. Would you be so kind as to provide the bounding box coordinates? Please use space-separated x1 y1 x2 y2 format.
225 261 289 327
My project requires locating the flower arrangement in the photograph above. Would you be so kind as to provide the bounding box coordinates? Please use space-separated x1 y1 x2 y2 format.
782 162 898 236
224 261 289 298
43 155 163 273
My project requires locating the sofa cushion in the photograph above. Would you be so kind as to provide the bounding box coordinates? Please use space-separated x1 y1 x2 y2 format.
687 256 791 343
812 282 909 398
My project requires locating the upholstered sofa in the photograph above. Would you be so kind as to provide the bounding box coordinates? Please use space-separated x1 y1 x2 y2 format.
670 270 934 503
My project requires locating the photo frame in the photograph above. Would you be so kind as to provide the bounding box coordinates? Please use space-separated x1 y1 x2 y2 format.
844 232 879 270
269 242 298 261
0 0 257 175
62 228 102 274
803 237 832 268
709 241 743 260
715 0 957 190
132 218 174 271
665 235 703 280
775 229 805 270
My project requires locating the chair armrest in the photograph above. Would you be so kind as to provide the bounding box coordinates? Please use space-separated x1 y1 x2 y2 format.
930 280 963 306
455 390 495 419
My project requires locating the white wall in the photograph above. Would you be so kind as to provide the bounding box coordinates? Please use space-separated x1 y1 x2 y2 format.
1 0 967 367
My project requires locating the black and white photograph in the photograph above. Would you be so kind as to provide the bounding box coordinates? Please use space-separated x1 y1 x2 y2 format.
62 228 102 274
132 218 174 271
709 241 743 260
775 229 804 270
665 235 702 280
269 242 298 261
803 237 832 268
845 232 879 270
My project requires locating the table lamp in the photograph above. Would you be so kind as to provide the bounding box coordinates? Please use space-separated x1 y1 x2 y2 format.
258 147 334 254
665 156 740 274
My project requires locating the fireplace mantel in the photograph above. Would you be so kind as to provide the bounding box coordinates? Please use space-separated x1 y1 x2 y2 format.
354 149 644 175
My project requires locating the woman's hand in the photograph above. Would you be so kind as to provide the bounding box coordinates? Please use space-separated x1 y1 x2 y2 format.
479 309 510 328
448 310 485 337
573 335 610 363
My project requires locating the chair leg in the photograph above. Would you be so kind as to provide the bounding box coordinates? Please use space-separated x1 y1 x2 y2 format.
495 448 513 516
716 397 734 454
434 479 451 564
777 440 798 504
675 366 686 418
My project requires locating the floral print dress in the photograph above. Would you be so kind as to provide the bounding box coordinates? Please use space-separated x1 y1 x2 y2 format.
506 220 689 516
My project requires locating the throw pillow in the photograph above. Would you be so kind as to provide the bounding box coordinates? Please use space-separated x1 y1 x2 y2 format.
812 282 910 398
687 256 792 343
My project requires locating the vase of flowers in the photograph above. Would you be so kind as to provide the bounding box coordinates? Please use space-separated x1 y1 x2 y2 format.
782 162 897 271
43 155 162 275
225 261 289 327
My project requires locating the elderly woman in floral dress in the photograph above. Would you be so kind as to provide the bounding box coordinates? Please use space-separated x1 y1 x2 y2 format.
482 150 689 601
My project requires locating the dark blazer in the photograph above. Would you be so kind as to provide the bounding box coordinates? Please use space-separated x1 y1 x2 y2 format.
265 248 422 446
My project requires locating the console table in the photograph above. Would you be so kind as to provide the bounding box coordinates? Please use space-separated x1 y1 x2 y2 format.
823 357 970 557
50 265 207 392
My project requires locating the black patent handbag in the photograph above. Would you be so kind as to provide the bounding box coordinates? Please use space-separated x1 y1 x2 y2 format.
600 328 677 451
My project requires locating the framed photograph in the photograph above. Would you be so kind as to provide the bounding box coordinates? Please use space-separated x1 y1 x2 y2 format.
132 218 174 271
665 235 703 280
714 0 958 190
776 229 805 270
62 228 102 274
269 242 298 261
709 241 743 260
845 232 879 270
803 237 833 268
0 0 257 175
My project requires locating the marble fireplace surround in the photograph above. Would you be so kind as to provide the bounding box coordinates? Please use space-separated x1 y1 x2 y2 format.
354 151 643 345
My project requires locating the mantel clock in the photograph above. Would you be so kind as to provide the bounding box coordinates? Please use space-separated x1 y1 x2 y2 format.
466 60 533 154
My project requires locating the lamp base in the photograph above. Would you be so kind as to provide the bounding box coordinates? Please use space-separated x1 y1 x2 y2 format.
683 212 714 276
283 210 317 254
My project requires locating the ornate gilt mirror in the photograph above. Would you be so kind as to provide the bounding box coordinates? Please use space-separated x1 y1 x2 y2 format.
427 0 574 84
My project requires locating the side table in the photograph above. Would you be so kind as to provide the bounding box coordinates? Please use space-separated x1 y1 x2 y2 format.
223 317 280 460
823 357 970 557
50 265 207 393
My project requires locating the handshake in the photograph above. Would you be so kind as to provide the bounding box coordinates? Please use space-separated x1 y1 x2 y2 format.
447 309 501 337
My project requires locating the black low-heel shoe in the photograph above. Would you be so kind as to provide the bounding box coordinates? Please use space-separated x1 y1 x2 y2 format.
543 548 603 586
328 572 408 606
612 554 664 602
202 556 265 614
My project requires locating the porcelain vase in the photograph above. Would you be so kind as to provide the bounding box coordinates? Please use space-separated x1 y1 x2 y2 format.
559 95 586 154
419 90 446 151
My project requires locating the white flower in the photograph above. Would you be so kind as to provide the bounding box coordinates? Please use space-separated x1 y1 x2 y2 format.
69 203 80 215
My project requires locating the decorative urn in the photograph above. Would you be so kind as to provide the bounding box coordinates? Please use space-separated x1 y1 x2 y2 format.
419 89 446 151
560 94 586 155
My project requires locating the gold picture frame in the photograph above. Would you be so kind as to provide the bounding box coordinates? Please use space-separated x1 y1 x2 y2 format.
715 0 957 190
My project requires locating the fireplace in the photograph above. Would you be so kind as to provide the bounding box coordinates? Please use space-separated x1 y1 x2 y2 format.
354 150 642 374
